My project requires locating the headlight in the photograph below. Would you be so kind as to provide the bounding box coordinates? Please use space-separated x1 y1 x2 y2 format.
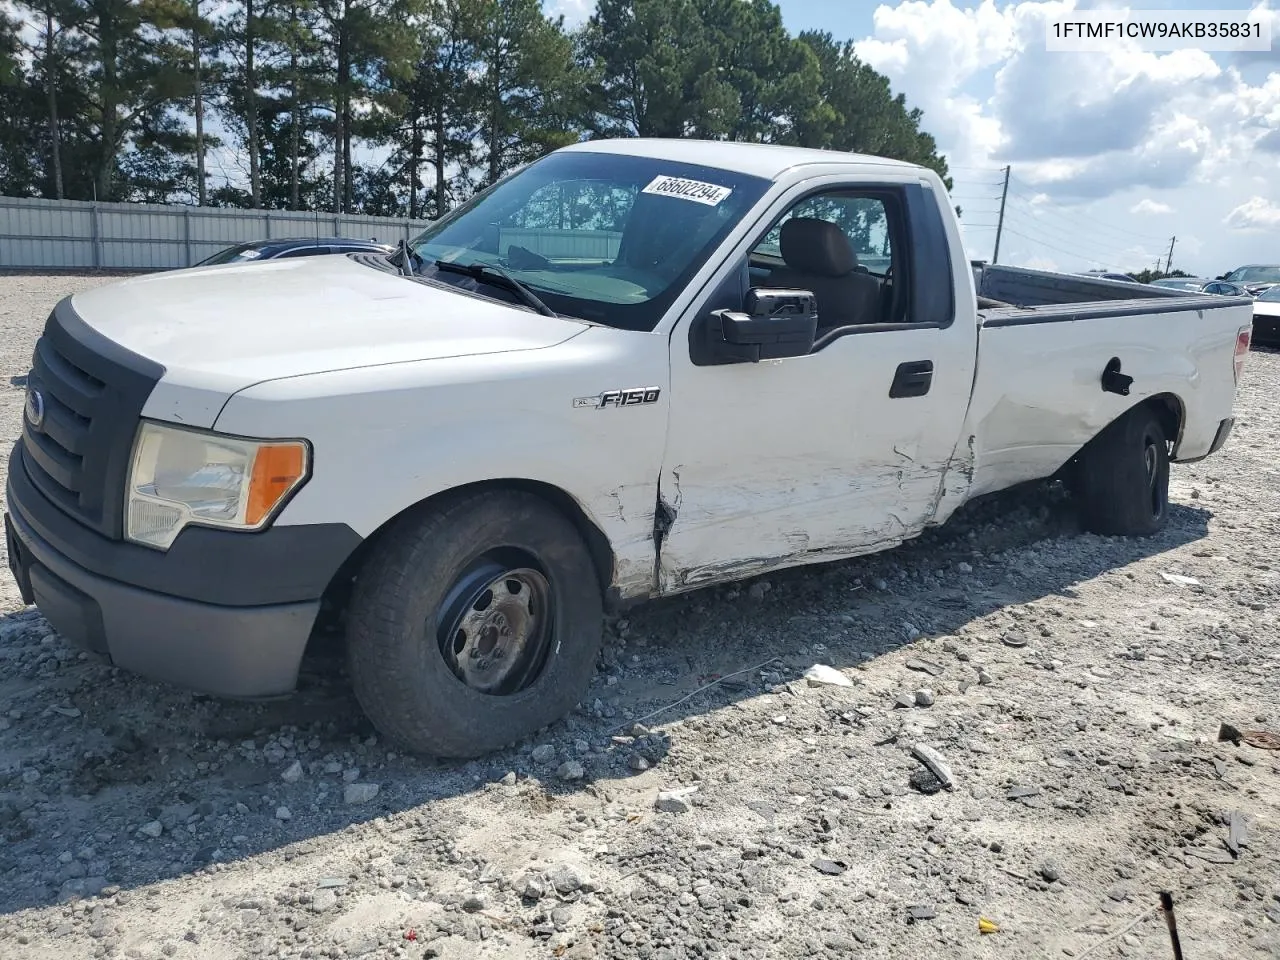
126 421 309 549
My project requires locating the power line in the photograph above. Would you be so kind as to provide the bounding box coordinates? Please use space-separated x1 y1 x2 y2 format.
1000 207 1152 262
1005 176 1167 245
999 227 1121 265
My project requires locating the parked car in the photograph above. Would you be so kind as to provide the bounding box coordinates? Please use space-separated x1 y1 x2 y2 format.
195 237 395 267
1201 280 1249 297
1150 277 1209 292
1216 264 1280 297
1251 284 1280 345
1078 270 1139 282
5 138 1256 758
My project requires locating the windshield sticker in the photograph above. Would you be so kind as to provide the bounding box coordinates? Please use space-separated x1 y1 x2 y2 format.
641 175 733 206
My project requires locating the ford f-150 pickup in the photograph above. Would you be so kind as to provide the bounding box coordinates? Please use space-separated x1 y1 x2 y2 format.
4 138 1256 757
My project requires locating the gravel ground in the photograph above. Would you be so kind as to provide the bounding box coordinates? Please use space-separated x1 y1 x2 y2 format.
1 272 1278 960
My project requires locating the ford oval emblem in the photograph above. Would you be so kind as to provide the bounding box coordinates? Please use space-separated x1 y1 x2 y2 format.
25 387 45 431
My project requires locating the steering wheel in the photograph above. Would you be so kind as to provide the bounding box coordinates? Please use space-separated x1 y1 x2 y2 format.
504 244 552 271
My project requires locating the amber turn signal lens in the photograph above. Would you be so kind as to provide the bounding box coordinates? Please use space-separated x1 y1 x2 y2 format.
246 443 307 525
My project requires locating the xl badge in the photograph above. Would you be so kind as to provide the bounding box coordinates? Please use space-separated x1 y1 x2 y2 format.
573 387 661 409
24 386 45 431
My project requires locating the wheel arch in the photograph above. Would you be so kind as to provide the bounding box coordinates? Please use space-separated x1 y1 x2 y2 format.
313 479 619 640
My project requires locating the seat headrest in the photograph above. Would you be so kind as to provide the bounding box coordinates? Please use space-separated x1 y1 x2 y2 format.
779 217 858 277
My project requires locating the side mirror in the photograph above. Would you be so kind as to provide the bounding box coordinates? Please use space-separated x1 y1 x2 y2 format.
1216 273 1228 280
706 289 818 363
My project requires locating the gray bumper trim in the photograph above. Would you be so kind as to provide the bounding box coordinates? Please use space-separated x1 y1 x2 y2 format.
7 501 318 698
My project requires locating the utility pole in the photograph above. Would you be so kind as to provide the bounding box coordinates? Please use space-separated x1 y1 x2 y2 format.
992 165 1011 264
1164 236 1176 275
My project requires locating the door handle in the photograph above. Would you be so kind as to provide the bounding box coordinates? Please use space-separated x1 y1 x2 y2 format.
889 360 933 398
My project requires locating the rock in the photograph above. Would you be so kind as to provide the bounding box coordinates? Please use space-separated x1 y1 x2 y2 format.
275 806 293 821
1040 861 1062 882
906 658 944 677
499 771 517 786
909 905 938 921
804 664 853 688
344 783 380 805
977 669 994 685
811 858 847 876
137 821 163 839
531 744 557 764
549 864 586 895
1003 633 1028 648
342 768 361 783
310 889 338 913
518 874 546 900
914 689 935 707
280 760 304 783
656 787 697 813
1006 786 1041 800
556 761 585 782
629 755 650 772
911 744 955 790
461 895 485 913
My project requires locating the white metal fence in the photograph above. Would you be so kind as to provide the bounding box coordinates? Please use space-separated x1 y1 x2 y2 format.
0 195 434 271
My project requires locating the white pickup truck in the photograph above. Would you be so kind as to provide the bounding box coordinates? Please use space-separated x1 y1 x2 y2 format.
5 139 1255 758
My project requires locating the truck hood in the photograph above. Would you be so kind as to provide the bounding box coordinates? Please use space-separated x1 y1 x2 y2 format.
71 255 589 390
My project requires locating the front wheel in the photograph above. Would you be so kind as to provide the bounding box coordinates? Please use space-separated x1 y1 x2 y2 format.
1073 406 1171 537
345 490 604 758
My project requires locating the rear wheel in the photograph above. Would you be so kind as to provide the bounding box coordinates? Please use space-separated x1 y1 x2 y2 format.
345 490 604 758
1073 405 1171 536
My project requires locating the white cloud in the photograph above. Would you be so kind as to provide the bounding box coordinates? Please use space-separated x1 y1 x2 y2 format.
1225 196 1280 231
853 0 1280 272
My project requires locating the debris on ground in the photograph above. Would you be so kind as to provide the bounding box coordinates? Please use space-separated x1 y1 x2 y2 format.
803 664 853 688
1 272 1278 960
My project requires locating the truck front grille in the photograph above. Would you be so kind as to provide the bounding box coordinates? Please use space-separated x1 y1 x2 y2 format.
20 298 164 539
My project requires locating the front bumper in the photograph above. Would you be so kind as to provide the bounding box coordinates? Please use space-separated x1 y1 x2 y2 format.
5 442 361 698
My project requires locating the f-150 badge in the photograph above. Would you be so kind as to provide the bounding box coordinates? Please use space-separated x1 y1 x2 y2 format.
573 387 661 409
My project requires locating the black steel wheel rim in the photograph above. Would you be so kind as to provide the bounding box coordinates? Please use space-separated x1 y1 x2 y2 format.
435 551 555 696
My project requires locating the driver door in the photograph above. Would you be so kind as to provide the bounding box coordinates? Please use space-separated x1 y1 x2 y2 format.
656 177 977 594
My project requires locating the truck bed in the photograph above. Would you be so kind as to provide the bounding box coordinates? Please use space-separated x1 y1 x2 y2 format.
957 262 1254 505
972 262 1207 314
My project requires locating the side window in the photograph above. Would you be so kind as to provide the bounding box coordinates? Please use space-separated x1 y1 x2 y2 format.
747 188 908 330
753 194 893 276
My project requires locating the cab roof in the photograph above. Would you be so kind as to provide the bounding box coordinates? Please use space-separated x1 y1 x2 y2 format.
561 138 924 182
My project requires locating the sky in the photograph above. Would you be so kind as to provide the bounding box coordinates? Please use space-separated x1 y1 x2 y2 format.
550 0 1280 277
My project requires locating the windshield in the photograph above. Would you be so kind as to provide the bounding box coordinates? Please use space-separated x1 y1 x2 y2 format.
409 151 772 331
1259 285 1280 302
196 242 266 266
1226 265 1280 283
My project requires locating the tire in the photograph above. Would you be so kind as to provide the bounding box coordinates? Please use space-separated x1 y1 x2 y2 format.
345 490 604 758
1073 405 1171 537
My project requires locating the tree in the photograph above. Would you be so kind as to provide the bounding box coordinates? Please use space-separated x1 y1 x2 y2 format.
471 0 583 186
582 0 714 138
796 31 951 188
19 0 81 198
65 0 195 199
0 13 44 196
308 0 418 213
186 0 214 203
396 0 482 218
